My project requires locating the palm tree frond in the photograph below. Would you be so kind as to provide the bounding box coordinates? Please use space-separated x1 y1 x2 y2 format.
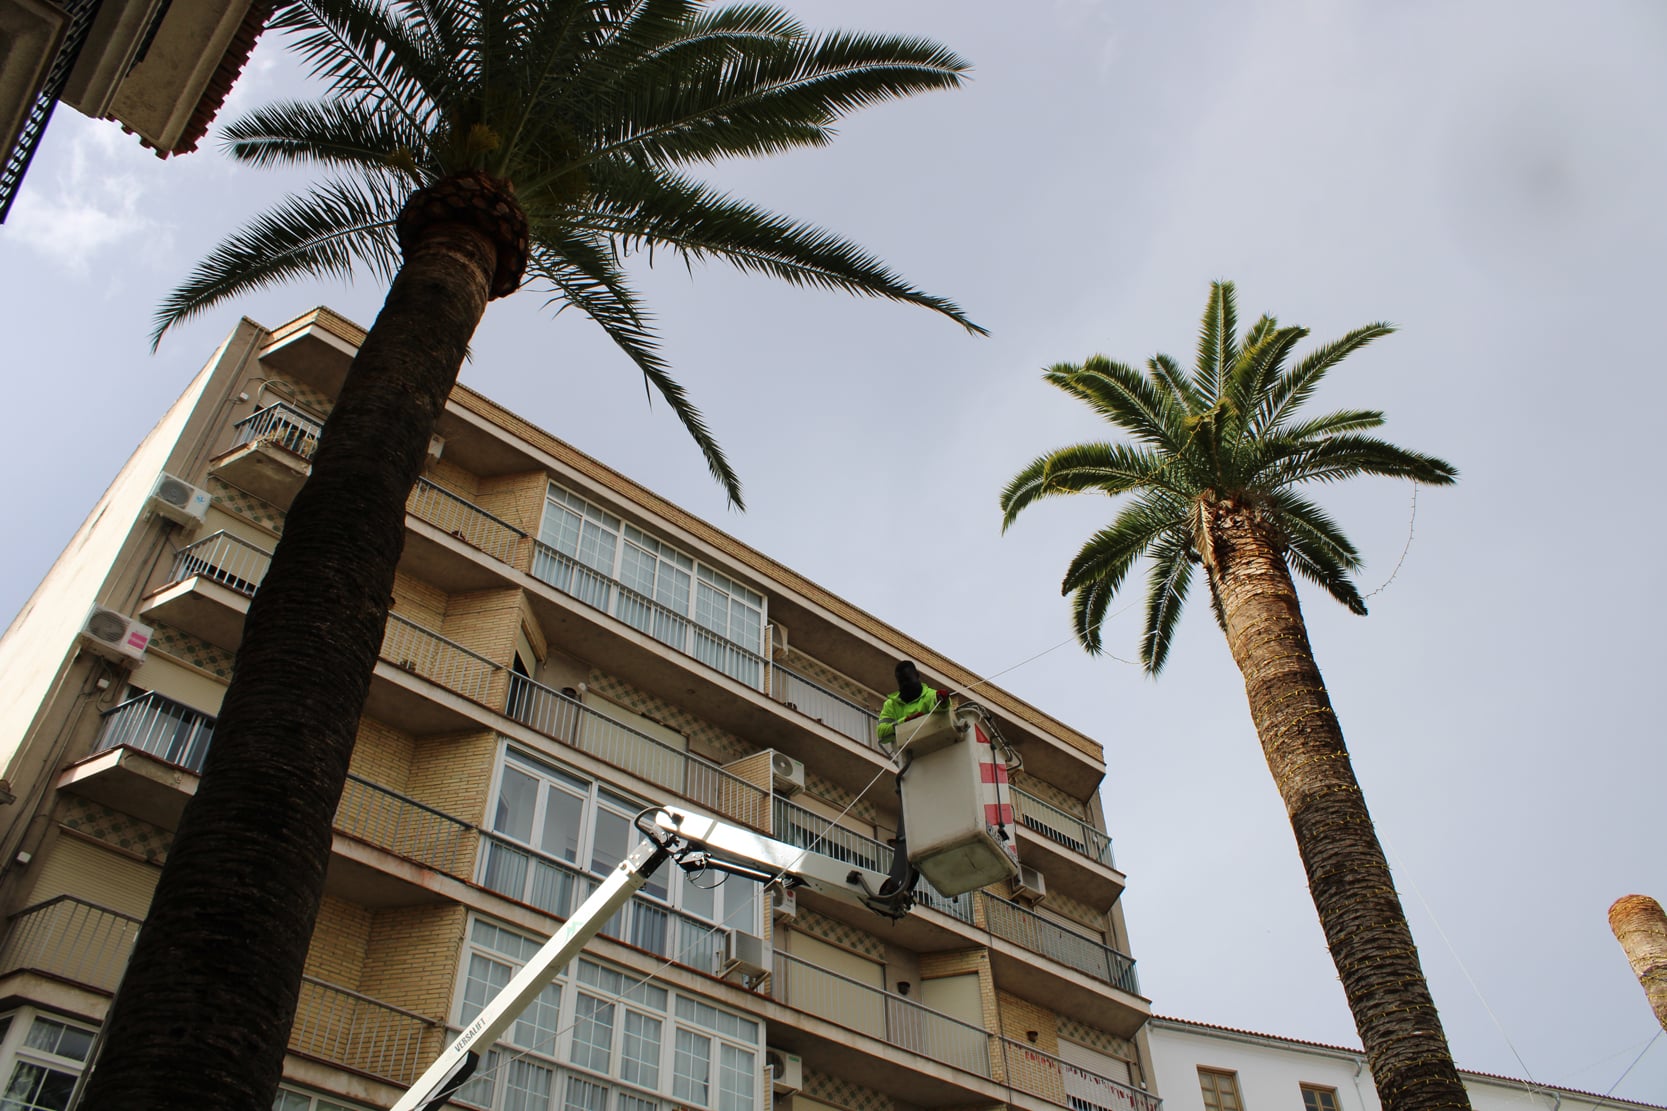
1256 321 1394 434
1194 279 1238 403
221 99 429 179
153 177 405 346
1140 532 1195 674
998 441 1172 530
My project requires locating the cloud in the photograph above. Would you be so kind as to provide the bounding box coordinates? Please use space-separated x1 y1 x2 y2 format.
6 113 172 274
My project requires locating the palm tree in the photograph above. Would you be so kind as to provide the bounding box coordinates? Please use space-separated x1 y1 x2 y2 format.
999 281 1464 1111
80 4 982 1108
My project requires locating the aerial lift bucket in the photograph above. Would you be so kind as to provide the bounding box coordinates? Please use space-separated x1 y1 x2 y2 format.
898 704 1020 898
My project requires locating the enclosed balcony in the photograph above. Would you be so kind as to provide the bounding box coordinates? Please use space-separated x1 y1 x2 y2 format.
209 399 321 509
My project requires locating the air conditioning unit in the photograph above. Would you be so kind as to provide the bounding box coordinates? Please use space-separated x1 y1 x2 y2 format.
1010 863 1047 905
79 606 153 664
770 884 797 922
715 929 770 983
148 473 212 529
427 435 445 463
765 1049 803 1095
770 751 804 796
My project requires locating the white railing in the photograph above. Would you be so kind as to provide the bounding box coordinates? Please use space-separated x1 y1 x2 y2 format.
382 613 502 705
506 674 769 829
95 690 216 772
1012 788 1116 870
407 478 526 565
768 664 880 749
232 400 323 459
169 530 272 597
0 896 140 992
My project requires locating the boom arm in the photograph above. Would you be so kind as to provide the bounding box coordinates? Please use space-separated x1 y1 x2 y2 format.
392 805 914 1111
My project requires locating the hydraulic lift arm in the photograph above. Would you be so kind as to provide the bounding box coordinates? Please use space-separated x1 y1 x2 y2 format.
390 804 917 1111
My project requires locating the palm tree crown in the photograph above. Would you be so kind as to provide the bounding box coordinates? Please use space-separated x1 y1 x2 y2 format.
1000 280 1455 670
161 0 985 506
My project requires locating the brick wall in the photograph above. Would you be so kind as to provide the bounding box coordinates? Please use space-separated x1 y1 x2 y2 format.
359 903 467 1020
304 895 372 987
349 716 416 793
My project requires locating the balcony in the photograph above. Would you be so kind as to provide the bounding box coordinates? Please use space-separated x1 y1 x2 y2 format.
209 400 321 508
139 530 270 649
768 662 881 750
772 950 991 1077
506 673 770 830
1011 788 1125 907
996 1036 1161 1111
402 477 530 590
0 897 443 1088
980 895 1146 1037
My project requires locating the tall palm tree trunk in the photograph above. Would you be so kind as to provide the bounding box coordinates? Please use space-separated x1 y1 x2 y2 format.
79 220 499 1111
1609 895 1667 1032
1204 495 1471 1111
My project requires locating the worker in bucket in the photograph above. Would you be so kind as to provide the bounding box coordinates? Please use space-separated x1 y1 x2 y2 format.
877 660 952 749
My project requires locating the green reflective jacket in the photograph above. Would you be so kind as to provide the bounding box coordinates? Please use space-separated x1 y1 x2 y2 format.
877 686 944 747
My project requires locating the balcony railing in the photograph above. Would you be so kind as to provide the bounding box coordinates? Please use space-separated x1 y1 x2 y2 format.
477 831 727 974
980 895 1139 997
169 530 273 598
997 1037 1161 1111
530 543 766 691
337 774 477 876
291 975 442 1085
0 896 140 992
95 690 216 772
1011 789 1116 870
771 950 993 1078
383 613 502 705
233 400 323 459
408 478 527 566
768 664 880 749
507 673 769 830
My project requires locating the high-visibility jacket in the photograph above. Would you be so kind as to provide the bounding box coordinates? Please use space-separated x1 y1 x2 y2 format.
877 686 944 746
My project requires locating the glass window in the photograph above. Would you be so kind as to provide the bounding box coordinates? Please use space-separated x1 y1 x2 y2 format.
1301 1085 1340 1111
0 1014 98 1111
1198 1068 1244 1111
672 1028 712 1106
570 993 613 1073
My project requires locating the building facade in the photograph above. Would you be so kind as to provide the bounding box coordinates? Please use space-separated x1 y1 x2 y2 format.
1147 1018 1662 1111
0 308 1157 1111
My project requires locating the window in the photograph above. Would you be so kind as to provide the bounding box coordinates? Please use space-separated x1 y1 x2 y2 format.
1300 1085 1340 1111
1197 1068 1244 1111
0 1011 95 1111
535 483 767 688
455 919 761 1111
481 747 759 946
273 1087 369 1111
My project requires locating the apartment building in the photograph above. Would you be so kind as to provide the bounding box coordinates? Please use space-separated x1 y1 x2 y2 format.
0 307 1156 1111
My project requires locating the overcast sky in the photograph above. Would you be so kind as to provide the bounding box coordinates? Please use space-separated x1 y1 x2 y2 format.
3 0 1664 1104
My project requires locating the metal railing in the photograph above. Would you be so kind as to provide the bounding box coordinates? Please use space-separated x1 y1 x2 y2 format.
773 796 891 874
169 530 273 598
408 478 527 566
530 544 766 691
337 774 477 877
771 951 992 1078
477 832 727 974
1011 789 1116 870
0 897 140 993
95 690 215 773
980 895 1139 997
232 400 323 460
382 613 502 705
997 1037 1162 1111
506 673 770 829
769 664 880 749
290 975 442 1086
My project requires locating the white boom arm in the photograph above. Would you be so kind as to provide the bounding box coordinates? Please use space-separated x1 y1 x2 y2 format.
391 805 911 1111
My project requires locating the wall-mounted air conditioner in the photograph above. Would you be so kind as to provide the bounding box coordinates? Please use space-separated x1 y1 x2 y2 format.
79 606 153 664
770 751 804 796
1010 863 1047 905
771 884 797 922
765 1048 803 1095
148 473 212 529
715 928 770 983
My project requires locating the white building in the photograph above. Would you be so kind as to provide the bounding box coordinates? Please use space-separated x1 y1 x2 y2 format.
1147 1017 1661 1111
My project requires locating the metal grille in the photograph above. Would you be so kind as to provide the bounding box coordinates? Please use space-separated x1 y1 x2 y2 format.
0 0 105 223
